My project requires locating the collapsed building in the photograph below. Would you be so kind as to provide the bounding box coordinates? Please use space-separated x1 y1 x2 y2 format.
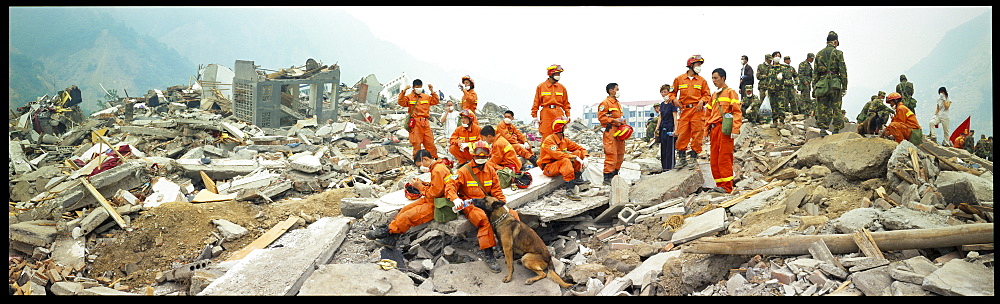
8 58 994 296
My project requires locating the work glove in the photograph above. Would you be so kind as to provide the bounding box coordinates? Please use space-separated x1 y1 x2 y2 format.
452 199 470 213
777 73 783 80
522 142 531 150
841 90 847 97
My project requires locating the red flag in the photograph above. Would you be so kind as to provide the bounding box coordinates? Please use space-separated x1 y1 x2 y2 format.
949 116 971 147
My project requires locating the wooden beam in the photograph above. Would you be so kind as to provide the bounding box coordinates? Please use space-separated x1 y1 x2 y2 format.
200 171 218 194
80 178 128 229
918 145 981 176
874 186 899 207
720 180 790 208
852 228 885 259
683 223 994 255
766 149 802 176
225 216 301 262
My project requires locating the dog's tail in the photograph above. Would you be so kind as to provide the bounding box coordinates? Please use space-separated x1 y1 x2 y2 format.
546 264 574 288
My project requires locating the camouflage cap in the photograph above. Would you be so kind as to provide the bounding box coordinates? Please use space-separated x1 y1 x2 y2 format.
900 74 907 81
878 91 886 97
871 95 878 100
745 85 753 91
765 54 772 60
807 53 815 58
827 31 838 41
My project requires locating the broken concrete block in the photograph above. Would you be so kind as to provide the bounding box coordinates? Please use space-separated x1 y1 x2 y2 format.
288 152 322 173
729 187 782 217
630 169 703 207
849 265 893 296
9 220 59 247
143 177 186 208
818 137 896 180
668 207 726 244
889 256 939 285
212 219 248 241
890 281 933 296
935 171 991 204
829 207 881 234
922 259 994 296
622 250 682 289
879 206 949 230
797 132 862 167
50 281 84 295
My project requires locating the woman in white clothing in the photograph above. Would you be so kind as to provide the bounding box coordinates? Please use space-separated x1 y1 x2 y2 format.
928 87 952 146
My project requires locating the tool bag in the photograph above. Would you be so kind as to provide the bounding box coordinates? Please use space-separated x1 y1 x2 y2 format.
433 197 458 223
909 129 923 146
497 167 515 189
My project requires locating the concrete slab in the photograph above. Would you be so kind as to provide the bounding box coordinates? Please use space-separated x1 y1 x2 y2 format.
922 259 994 296
622 250 682 288
299 263 437 295
429 260 566 295
698 160 715 188
518 194 610 223
668 208 726 245
629 169 703 207
198 216 352 296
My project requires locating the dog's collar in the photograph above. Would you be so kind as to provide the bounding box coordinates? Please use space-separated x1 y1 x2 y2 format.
491 206 511 226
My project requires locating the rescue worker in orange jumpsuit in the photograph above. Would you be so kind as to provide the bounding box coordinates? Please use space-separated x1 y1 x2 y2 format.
449 109 483 166
669 55 711 170
496 110 538 168
398 79 440 158
538 117 589 201
480 125 522 172
531 64 571 141
598 83 627 185
365 149 451 247
446 141 521 273
458 75 480 127
706 68 743 194
881 92 922 144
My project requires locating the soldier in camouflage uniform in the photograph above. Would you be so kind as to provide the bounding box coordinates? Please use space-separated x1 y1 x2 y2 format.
782 56 801 115
798 53 815 117
813 31 848 133
756 54 772 104
741 85 762 124
896 74 917 112
856 93 893 123
975 136 993 161
767 51 791 126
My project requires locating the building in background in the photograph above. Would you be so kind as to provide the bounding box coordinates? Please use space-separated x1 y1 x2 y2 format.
581 100 661 138
232 59 341 128
377 72 412 108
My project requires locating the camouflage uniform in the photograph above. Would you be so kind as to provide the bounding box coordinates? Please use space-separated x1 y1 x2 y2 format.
813 31 848 131
741 85 762 124
856 94 893 123
781 56 800 115
756 54 772 104
798 53 815 115
963 131 977 154
896 75 917 112
767 58 791 124
976 136 993 161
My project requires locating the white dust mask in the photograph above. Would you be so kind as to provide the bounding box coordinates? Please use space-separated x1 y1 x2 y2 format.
474 158 488 165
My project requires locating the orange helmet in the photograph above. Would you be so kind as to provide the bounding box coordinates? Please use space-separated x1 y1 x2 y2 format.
461 75 475 87
886 92 902 104
547 64 564 76
614 124 634 141
513 171 533 189
459 109 475 119
404 182 422 200
471 140 491 156
552 117 570 133
686 54 705 67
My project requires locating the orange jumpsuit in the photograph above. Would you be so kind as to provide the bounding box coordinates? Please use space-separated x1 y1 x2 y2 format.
446 164 520 249
538 133 588 182
449 124 483 165
388 159 451 234
597 96 626 174
398 90 440 158
488 135 522 172
885 104 921 143
496 121 534 160
462 89 479 113
669 73 711 154
531 80 571 141
705 86 743 193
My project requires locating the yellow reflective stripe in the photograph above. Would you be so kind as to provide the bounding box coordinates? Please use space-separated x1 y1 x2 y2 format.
678 84 689 89
906 110 914 117
608 108 619 111
419 100 429 104
483 180 493 186
503 145 513 152
694 85 703 89
718 97 732 102
459 137 467 141
469 136 478 141
541 92 553 95
555 92 564 96
714 176 734 182
447 174 457 181
409 100 417 104
705 103 713 110
466 181 479 186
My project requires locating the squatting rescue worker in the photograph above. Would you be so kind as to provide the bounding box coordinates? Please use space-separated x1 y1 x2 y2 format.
446 141 521 273
538 117 589 201
706 68 743 194
479 125 522 172
531 64 571 141
881 92 921 144
398 79 440 158
598 83 627 185
669 55 711 170
365 149 451 247
458 75 480 127
449 109 483 166
496 110 538 168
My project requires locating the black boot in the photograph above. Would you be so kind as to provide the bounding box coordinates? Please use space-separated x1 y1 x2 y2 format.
483 247 501 273
570 171 589 186
603 172 613 185
675 150 688 169
688 151 699 169
564 183 581 201
528 155 538 167
365 224 398 247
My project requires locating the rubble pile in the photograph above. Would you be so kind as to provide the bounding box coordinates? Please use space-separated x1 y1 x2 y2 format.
9 75 993 296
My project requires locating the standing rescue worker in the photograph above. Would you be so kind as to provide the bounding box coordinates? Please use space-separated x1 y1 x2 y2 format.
496 110 538 167
459 75 480 127
706 68 743 194
756 54 773 104
598 83 627 184
669 55 711 169
449 109 483 166
538 117 589 201
813 31 848 134
365 149 451 247
445 141 521 273
531 64 571 141
398 79 440 158
480 125 522 172
798 53 815 117
881 92 921 144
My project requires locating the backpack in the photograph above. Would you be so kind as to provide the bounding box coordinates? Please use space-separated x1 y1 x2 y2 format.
497 167 515 189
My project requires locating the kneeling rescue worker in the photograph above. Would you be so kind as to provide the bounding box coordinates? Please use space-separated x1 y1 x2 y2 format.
537 117 590 201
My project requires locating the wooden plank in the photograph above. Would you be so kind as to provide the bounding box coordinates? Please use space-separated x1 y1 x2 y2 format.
874 186 899 206
852 228 885 259
918 145 982 176
200 171 218 194
80 178 128 229
960 243 993 252
766 149 802 176
720 180 790 208
225 216 301 262
684 223 994 256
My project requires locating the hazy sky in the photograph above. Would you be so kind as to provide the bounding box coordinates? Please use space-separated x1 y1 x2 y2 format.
340 6 990 119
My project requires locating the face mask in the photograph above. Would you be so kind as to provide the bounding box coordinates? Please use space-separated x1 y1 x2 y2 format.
773 57 781 63
662 96 670 101
474 158 488 165
693 66 702 74
940 93 947 99
503 118 512 124
614 91 620 98
461 123 469 128
413 88 423 94
552 75 561 81
420 165 430 173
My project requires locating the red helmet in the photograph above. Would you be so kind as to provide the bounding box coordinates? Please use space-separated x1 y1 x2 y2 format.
513 171 533 189
461 75 475 86
404 182 422 200
547 64 564 76
471 140 491 156
886 92 902 104
551 117 570 133
459 109 476 119
614 124 634 141
686 54 705 67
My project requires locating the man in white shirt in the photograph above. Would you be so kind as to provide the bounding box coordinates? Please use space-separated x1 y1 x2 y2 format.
440 100 461 159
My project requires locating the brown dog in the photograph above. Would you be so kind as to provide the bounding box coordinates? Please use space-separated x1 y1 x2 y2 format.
473 198 573 288
857 112 888 136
